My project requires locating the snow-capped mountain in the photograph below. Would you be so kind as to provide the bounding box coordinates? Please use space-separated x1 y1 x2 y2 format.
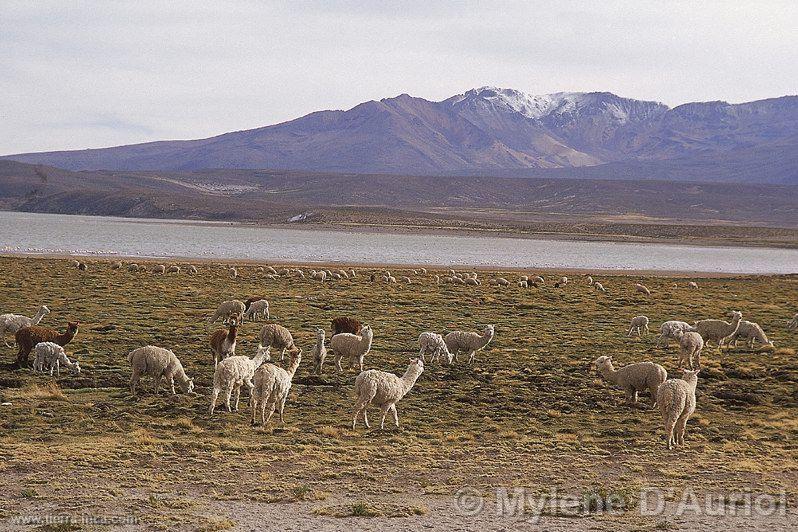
4 88 797 183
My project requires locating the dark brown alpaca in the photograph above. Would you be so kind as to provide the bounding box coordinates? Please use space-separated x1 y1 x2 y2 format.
331 316 362 337
210 320 238 367
16 322 79 368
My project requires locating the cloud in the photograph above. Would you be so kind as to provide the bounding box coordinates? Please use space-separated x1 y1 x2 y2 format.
1 0 796 154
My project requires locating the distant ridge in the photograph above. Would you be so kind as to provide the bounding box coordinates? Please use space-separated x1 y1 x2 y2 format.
3 88 797 184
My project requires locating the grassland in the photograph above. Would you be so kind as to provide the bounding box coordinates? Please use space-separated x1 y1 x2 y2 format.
0 256 796 530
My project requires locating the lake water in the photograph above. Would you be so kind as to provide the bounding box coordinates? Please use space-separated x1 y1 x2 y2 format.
0 211 795 274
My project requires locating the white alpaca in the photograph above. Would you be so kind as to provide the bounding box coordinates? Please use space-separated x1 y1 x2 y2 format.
657 369 700 449
207 300 246 329
594 282 606 292
209 346 271 415
352 358 424 430
128 346 194 395
330 325 374 372
167 265 180 274
0 305 50 347
258 323 299 361
657 320 692 348
310 328 328 375
690 311 743 349
32 342 80 376
444 325 495 364
627 316 650 337
251 349 302 426
417 332 454 364
677 331 704 369
593 356 666 406
635 283 651 296
244 300 270 321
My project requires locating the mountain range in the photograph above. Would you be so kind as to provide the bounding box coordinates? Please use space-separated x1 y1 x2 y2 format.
4 87 798 183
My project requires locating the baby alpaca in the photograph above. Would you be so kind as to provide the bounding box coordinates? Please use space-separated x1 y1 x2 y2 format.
444 325 495 364
417 332 453 364
33 342 80 376
593 356 666 407
657 369 700 449
627 316 650 337
310 328 328 375
352 358 424 430
128 345 194 395
244 299 270 321
251 349 302 426
677 331 704 369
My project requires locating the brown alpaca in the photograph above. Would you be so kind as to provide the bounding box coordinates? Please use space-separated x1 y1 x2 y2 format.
210 321 238 367
16 322 79 368
331 316 362 337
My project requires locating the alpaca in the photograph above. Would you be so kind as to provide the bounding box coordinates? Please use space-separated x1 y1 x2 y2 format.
331 316 362 337
251 349 302 426
330 325 373 373
15 322 79 368
209 320 238 367
209 346 271 415
310 328 328 375
0 305 50 348
444 325 495 364
657 369 700 449
690 311 743 349
353 358 424 430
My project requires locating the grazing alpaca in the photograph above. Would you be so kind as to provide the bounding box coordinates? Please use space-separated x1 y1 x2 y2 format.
353 358 424 430
209 320 238 368
0 305 50 348
15 322 79 368
310 328 328 375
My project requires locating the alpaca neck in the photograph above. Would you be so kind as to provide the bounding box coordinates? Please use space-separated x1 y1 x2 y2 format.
599 365 619 384
286 356 301 378
33 309 47 324
228 327 238 341
478 331 493 349
399 367 423 396
57 329 76 346
252 349 270 369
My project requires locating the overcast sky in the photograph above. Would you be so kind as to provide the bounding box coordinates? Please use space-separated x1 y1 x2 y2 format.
1 0 796 154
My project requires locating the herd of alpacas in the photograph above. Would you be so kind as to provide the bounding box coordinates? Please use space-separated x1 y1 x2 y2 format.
2 260 796 447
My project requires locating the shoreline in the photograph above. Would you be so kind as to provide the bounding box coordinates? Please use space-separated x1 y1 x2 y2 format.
2 252 790 278
3 209 797 250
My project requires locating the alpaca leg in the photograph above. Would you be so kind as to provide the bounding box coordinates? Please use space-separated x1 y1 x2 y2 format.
625 388 637 404
280 347 286 362
379 405 391 430
362 407 370 429
664 416 677 449
170 377 176 395
390 404 399 428
418 346 426 362
676 414 689 446
335 354 343 373
644 324 650 335
209 388 219 415
627 327 633 337
278 397 287 424
260 401 268 426
358 355 364 373
251 397 259 425
233 384 241 412
353 398 367 429
224 384 233 412
130 370 141 394
468 350 476 364
264 402 277 425
1 329 11 348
